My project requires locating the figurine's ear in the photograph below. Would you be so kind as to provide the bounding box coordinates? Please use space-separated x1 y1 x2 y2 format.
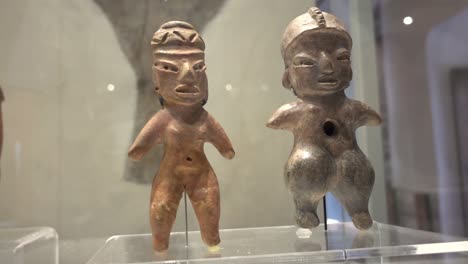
282 68 292 90
152 64 160 94
202 91 208 106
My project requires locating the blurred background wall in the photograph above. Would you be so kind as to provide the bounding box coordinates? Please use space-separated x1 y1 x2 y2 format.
375 0 468 235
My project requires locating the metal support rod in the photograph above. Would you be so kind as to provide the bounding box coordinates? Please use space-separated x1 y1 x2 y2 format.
323 195 328 230
184 192 189 248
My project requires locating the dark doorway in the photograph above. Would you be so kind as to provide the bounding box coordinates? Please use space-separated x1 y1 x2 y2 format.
451 68 468 236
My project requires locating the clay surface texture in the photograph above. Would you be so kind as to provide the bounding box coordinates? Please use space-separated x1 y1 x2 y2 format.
128 21 234 252
267 7 382 230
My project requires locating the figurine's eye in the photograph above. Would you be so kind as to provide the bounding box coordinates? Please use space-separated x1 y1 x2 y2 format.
293 57 315 67
336 52 351 62
154 62 178 73
193 61 206 71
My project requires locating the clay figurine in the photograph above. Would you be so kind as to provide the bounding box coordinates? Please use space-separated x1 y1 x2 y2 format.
267 7 382 230
128 21 235 252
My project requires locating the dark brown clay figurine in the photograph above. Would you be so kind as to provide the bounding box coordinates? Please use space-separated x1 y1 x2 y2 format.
129 21 235 252
267 7 381 230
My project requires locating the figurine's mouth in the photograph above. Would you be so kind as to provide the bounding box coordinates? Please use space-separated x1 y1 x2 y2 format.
175 85 200 97
318 76 339 86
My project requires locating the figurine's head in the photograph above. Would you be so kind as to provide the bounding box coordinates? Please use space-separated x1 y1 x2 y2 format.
281 7 353 98
151 21 208 107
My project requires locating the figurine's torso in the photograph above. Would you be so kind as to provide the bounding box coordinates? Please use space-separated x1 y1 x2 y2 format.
292 99 359 155
157 108 212 182
283 98 373 191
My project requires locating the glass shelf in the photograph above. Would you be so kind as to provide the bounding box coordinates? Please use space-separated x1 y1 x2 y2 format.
0 226 58 264
86 222 468 263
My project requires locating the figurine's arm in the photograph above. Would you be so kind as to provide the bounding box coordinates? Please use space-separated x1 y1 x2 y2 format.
355 102 382 127
128 112 167 160
266 102 300 130
207 115 235 160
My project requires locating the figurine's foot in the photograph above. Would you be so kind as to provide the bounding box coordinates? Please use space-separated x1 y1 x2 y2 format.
153 249 169 260
208 245 220 253
203 243 222 258
153 240 169 254
351 212 373 230
295 210 320 229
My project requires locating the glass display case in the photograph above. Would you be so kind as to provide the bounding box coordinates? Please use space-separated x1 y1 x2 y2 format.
0 227 58 264
1 0 468 263
87 222 468 264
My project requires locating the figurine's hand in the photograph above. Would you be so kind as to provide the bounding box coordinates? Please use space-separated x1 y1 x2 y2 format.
266 110 286 129
266 118 278 129
363 107 382 126
354 102 382 128
266 102 301 130
367 113 382 126
128 147 144 161
222 149 235 160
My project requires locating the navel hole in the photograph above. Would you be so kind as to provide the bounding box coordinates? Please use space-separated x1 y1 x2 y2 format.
323 121 337 137
186 157 193 162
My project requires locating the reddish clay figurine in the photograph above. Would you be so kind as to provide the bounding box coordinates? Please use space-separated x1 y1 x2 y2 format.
267 7 382 230
128 21 235 252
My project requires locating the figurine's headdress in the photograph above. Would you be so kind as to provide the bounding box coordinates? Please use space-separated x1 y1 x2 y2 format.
151 21 205 52
281 7 352 66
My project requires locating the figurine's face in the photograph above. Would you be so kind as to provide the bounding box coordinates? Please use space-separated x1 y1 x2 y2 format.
152 50 208 106
286 30 352 97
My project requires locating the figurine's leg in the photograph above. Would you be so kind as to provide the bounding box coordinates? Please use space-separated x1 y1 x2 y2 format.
186 169 220 247
332 150 375 230
286 147 334 228
293 193 322 228
150 178 184 252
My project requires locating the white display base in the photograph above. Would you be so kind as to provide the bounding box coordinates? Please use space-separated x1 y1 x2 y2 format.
87 222 468 264
0 227 58 264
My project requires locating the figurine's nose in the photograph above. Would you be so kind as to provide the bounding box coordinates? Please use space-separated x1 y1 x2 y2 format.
180 62 196 84
319 52 334 75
